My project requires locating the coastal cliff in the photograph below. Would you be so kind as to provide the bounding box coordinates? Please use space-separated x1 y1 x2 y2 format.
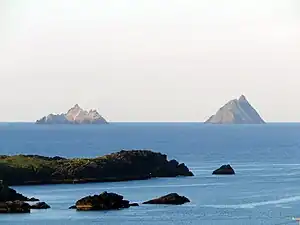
0 150 193 186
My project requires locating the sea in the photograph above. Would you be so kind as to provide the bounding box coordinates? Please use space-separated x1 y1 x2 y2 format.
0 123 299 225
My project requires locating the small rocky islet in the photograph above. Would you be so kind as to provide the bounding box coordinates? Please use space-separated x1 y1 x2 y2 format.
72 192 131 211
69 192 191 211
143 193 190 205
30 202 51 210
213 165 235 175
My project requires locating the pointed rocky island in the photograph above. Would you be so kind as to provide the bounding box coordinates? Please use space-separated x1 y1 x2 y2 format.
36 104 108 124
205 95 265 124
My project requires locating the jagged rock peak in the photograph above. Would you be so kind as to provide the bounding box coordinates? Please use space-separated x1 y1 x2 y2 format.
238 95 247 102
36 105 108 124
72 104 82 109
205 95 265 124
67 104 83 113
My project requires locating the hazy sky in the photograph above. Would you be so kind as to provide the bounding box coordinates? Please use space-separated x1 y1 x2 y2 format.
0 0 299 122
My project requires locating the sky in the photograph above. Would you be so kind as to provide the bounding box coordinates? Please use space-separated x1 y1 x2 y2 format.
0 0 299 122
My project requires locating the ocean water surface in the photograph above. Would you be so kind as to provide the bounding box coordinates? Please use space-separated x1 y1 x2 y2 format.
0 123 300 225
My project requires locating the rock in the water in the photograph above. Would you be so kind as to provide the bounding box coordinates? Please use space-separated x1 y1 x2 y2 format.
28 197 40 202
0 184 37 202
69 205 76 209
30 202 51 209
213 165 235 175
75 192 130 211
129 203 139 207
36 104 108 124
143 193 190 205
205 95 265 124
0 150 193 186
0 201 31 213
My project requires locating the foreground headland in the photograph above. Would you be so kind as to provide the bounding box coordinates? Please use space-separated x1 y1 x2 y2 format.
0 150 193 186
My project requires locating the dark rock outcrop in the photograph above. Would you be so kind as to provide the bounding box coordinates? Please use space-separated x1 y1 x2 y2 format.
0 150 193 186
30 202 51 209
213 165 235 175
75 192 130 211
28 197 40 202
129 203 139 207
143 193 190 205
0 201 31 213
36 104 108 124
0 184 38 202
205 95 265 124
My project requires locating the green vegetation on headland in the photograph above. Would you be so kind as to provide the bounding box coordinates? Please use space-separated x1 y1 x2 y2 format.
0 150 193 186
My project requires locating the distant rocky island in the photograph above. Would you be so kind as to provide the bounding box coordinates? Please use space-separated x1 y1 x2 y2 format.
36 104 108 124
0 150 193 186
205 95 265 124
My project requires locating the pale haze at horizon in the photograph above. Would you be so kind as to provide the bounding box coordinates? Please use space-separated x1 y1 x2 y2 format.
0 0 299 122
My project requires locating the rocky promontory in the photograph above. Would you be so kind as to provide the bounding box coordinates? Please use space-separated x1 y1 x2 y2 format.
0 150 193 186
36 104 108 124
0 184 38 202
205 95 265 124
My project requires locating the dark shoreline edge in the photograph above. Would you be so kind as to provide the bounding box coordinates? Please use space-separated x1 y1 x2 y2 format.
0 150 194 186
11 176 152 187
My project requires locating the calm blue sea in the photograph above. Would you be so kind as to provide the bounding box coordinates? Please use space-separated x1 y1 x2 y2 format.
0 123 300 225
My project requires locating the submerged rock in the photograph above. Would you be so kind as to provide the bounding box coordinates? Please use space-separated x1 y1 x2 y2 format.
213 165 235 175
30 202 51 209
75 192 130 211
143 193 190 205
0 201 31 213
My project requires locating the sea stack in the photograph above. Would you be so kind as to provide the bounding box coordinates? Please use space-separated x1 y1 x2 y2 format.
205 95 265 124
36 104 108 124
